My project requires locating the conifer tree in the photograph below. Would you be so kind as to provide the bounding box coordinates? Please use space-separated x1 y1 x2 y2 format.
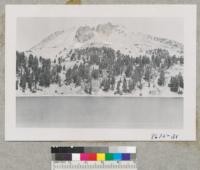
158 70 165 86
116 80 121 93
122 78 128 93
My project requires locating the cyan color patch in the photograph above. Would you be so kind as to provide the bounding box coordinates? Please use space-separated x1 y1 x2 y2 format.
113 153 122 160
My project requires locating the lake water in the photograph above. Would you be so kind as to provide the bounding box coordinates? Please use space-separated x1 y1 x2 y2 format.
16 97 183 128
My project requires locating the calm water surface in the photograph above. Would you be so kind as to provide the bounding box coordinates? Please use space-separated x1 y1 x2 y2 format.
16 97 183 128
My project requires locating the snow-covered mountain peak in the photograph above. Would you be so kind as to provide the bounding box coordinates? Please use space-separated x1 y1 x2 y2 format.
27 22 183 60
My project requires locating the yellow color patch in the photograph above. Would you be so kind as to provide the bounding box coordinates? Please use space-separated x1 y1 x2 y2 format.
97 153 105 161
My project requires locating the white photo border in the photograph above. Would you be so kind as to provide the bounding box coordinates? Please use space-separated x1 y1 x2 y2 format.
5 5 196 141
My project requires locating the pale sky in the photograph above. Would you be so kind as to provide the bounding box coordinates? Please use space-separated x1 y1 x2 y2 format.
17 17 184 51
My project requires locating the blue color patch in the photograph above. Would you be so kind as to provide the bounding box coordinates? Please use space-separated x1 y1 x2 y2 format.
113 153 122 160
122 153 130 160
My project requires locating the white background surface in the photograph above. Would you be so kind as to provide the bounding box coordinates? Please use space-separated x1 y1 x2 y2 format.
5 4 196 141
0 0 200 170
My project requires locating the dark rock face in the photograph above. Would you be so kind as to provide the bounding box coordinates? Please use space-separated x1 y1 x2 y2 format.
75 26 94 43
75 23 117 43
96 22 117 36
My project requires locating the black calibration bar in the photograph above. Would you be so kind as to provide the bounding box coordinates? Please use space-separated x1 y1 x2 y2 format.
51 147 110 153
51 147 85 153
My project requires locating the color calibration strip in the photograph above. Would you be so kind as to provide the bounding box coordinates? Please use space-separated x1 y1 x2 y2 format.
51 146 136 161
51 147 137 169
53 152 136 161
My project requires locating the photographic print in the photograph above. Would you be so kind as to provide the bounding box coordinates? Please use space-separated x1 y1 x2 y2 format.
16 18 184 97
5 5 196 141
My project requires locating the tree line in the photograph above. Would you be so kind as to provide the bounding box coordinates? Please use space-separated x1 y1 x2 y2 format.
16 51 62 92
65 47 183 94
16 47 184 95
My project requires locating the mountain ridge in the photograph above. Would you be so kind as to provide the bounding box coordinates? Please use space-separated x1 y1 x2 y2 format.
26 22 183 60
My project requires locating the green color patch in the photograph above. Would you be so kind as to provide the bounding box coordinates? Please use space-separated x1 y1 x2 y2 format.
105 153 113 160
